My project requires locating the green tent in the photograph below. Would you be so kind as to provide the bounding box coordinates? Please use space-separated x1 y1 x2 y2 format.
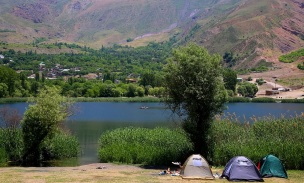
257 154 288 179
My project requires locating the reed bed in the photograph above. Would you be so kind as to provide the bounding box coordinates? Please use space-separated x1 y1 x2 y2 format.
0 98 28 104
43 131 80 160
0 129 79 165
251 97 276 103
210 116 304 169
98 127 192 165
98 116 304 169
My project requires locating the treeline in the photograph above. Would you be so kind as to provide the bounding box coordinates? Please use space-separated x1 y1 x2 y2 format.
0 64 244 99
0 41 173 78
0 66 166 98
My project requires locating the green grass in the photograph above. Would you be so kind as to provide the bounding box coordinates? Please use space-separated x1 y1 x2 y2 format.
98 127 192 165
279 48 304 63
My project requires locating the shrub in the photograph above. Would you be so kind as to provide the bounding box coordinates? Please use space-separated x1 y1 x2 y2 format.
0 147 7 166
281 99 304 103
279 48 304 63
42 131 80 160
228 97 251 103
297 63 304 70
251 97 275 103
98 127 192 165
0 129 23 161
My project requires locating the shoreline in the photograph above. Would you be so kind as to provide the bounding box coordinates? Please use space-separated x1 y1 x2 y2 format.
1 96 304 104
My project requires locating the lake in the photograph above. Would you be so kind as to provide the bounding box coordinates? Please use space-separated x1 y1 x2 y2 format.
0 102 303 165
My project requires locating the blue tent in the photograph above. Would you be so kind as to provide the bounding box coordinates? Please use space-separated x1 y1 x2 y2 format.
221 156 264 182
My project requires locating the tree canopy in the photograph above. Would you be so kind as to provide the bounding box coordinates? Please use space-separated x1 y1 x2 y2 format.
164 43 227 159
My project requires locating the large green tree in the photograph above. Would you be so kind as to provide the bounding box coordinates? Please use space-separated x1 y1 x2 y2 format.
237 82 258 98
21 86 73 164
223 68 238 93
0 66 18 96
164 43 227 159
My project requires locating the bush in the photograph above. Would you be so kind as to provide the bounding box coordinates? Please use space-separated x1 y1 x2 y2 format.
251 97 275 103
0 129 23 161
0 147 7 166
98 127 192 165
255 78 265 85
42 131 80 160
281 99 304 103
279 48 304 63
297 63 304 70
228 97 251 103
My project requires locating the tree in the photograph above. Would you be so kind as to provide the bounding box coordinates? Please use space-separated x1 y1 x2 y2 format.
237 82 258 98
0 66 18 96
0 83 8 98
139 71 156 87
223 68 238 93
21 86 73 164
164 43 227 158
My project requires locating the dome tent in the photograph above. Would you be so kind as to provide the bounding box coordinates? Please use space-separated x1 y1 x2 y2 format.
180 154 214 179
257 154 288 178
221 156 264 182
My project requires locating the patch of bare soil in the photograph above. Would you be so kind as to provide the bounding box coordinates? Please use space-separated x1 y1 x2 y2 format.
240 60 304 99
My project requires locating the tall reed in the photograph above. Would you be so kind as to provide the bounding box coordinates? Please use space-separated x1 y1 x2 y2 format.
42 131 80 160
98 127 192 165
210 116 304 169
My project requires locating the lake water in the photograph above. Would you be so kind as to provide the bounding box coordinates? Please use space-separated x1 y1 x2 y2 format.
1 102 303 165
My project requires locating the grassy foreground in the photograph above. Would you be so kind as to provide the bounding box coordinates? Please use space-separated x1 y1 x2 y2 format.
0 164 303 183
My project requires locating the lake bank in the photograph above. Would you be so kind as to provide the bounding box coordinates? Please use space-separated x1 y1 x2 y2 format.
0 163 302 183
1 96 304 104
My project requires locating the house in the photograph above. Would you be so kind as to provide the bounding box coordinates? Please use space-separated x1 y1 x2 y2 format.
126 78 137 83
39 62 45 71
237 78 243 82
83 73 98 80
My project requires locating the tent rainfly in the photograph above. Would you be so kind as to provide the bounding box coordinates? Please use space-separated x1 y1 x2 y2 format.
221 156 264 182
180 154 214 180
257 154 288 178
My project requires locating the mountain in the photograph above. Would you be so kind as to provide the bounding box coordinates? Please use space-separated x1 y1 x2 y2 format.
0 0 303 68
183 0 304 68
0 0 232 46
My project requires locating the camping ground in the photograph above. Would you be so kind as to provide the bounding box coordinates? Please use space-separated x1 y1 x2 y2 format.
0 163 303 183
